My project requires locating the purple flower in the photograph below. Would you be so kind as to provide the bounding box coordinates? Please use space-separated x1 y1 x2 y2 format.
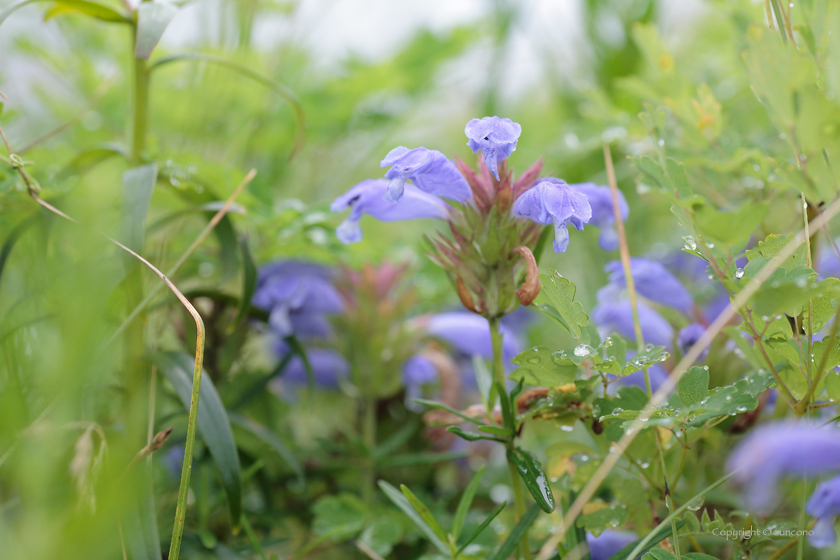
512 177 592 253
678 323 708 359
807 475 840 548
727 422 840 512
464 116 522 180
605 258 694 314
331 179 449 244
253 261 344 338
426 311 522 362
271 344 349 389
586 530 637 560
592 285 674 348
402 354 439 403
570 182 629 251
380 146 472 204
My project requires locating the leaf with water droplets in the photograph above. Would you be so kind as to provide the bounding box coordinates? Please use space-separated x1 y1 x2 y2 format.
535 271 588 338
576 503 629 537
509 346 578 387
678 366 709 407
508 447 555 513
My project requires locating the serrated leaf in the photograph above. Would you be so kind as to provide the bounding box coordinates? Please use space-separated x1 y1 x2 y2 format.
745 233 807 273
806 278 840 332
359 518 403 558
694 202 769 245
509 346 578 387
135 2 177 59
665 157 692 197
311 494 368 539
631 155 669 190
537 271 589 338
678 366 710 407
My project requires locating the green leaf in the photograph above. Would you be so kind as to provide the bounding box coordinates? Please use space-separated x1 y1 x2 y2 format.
678 366 710 407
154 352 242 528
378 451 467 467
642 549 678 560
230 236 257 330
805 278 840 332
510 346 578 387
456 501 506 555
537 270 589 338
630 155 669 190
359 518 403 558
489 504 540 560
311 493 368 540
576 504 629 537
120 164 157 253
694 202 769 245
452 466 484 540
604 521 687 560
135 2 177 59
478 425 513 438
683 554 720 560
507 448 555 513
446 426 504 443
228 413 303 486
57 142 129 179
123 467 163 560
44 0 130 22
378 481 449 556
665 157 692 198
745 233 807 273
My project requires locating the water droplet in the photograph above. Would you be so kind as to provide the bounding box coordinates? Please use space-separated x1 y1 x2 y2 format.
604 337 613 347
687 497 705 511
658 139 665 147
645 344 654 352
560 425 574 432
683 236 697 251
706 242 715 249
574 344 592 357
735 267 744 279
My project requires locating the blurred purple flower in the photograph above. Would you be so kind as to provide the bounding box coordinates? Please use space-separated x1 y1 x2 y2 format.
586 530 637 560
678 323 708 360
512 177 592 253
592 285 674 348
605 258 694 314
426 311 522 362
253 261 344 338
271 343 349 389
380 147 472 203
727 422 840 512
807 475 840 548
331 179 449 244
464 116 522 180
570 182 629 251
402 354 439 403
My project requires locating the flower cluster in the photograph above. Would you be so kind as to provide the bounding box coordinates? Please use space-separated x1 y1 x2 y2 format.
331 116 637 318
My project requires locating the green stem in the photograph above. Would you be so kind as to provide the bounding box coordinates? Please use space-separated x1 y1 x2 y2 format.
361 392 377 504
490 317 533 560
131 42 149 163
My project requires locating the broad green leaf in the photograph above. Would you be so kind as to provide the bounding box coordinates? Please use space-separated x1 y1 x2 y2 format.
44 0 130 22
745 233 807 273
135 2 177 59
452 466 485 540
456 501 506 555
154 352 242 528
359 518 403 558
228 413 303 485
311 494 368 540
378 481 449 555
630 155 669 190
576 504 629 537
694 202 769 245
642 549 678 560
507 448 555 513
489 504 540 560
510 346 578 387
805 278 840 331
120 164 157 252
665 157 692 197
537 271 589 338
678 366 710 407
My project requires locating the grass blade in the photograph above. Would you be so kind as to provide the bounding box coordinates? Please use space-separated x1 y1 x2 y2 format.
452 465 485 540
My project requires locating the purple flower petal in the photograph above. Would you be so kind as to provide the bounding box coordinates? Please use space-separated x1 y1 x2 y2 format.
380 146 471 203
426 312 522 363
807 475 840 548
465 116 522 180
592 285 674 348
586 530 637 560
727 422 840 512
331 179 450 244
605 258 694 314
677 323 708 359
569 182 629 251
270 346 349 389
512 177 592 253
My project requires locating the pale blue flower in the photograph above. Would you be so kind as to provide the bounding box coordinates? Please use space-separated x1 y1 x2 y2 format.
807 475 840 548
570 182 629 251
331 179 449 244
464 116 522 180
678 323 708 359
605 258 694 314
586 530 637 560
592 285 674 348
380 146 471 203
512 177 592 253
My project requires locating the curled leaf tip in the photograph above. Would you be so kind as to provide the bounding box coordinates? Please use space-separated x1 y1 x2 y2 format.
456 275 481 314
511 245 540 306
